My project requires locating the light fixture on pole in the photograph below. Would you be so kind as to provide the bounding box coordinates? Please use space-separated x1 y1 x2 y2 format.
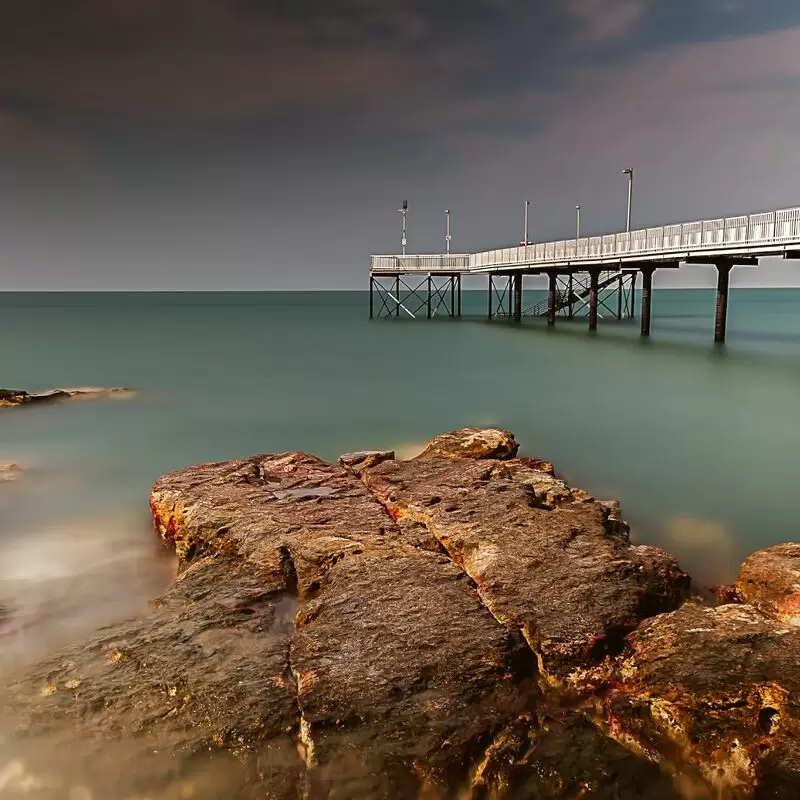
445 208 452 255
398 200 408 256
622 168 634 233
523 200 530 246
576 205 581 239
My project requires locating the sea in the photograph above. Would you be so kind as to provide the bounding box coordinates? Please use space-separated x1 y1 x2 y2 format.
2 288 800 669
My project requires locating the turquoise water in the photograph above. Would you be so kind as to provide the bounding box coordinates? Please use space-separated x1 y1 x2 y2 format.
2 288 800 663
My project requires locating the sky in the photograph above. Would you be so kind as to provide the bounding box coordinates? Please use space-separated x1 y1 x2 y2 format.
3 0 800 289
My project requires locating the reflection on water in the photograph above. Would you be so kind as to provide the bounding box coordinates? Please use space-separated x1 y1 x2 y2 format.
391 441 426 460
663 517 736 588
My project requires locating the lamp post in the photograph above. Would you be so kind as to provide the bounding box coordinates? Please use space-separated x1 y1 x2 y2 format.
523 200 530 246
576 205 581 239
621 168 634 318
445 208 451 255
622 168 634 232
398 200 408 255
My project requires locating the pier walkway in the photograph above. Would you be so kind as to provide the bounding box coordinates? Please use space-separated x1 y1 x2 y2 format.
369 205 800 342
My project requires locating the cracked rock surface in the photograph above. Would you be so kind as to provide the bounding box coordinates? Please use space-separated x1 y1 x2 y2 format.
1 428 799 799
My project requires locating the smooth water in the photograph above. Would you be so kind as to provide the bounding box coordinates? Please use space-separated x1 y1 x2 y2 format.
2 288 800 668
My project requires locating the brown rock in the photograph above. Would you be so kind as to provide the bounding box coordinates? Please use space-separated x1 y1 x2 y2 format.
736 544 800 626
472 712 681 799
1 554 303 799
710 584 740 605
6 452 545 799
360 456 690 688
337 449 395 477
605 601 800 797
415 427 519 460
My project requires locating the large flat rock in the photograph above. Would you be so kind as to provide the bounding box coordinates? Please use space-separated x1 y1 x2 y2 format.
359 455 690 688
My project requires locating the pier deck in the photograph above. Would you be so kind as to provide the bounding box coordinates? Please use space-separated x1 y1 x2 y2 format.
369 205 800 342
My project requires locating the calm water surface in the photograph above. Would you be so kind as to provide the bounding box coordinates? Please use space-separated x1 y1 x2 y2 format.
2 288 800 666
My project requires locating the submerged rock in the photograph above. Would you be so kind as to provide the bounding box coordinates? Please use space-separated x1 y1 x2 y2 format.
2 427 799 799
0 387 133 408
0 461 23 481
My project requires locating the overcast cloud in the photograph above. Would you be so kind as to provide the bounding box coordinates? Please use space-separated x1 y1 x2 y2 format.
2 0 800 289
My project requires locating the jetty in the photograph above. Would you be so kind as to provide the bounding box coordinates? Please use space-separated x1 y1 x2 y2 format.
369 204 800 342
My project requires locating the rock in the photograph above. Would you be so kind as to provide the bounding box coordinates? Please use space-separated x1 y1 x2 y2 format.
337 449 395 477
472 712 681 799
0 387 133 408
0 461 23 482
604 601 800 797
504 457 593 509
359 455 690 688
710 583 740 605
736 544 800 625
1 451 548 799
415 427 519 460
8 427 800 799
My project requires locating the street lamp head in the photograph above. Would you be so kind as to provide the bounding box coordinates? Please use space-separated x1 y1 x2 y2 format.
622 168 633 175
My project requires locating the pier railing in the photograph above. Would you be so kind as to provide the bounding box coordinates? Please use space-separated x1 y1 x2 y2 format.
370 206 800 273
370 254 472 272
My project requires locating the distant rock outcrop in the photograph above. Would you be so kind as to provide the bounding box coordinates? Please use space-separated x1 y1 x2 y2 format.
0 387 134 408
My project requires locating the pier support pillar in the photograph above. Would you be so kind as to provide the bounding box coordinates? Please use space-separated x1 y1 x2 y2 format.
514 274 523 323
547 271 557 326
567 273 574 317
427 274 432 319
617 273 623 319
715 262 733 343
369 277 374 320
640 267 655 336
631 272 637 320
488 275 493 320
588 270 600 331
395 276 400 317
457 275 462 318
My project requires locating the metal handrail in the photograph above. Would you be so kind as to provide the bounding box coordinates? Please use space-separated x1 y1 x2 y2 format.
370 206 800 272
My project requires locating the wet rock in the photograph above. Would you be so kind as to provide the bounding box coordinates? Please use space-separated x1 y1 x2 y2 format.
1 554 304 799
5 452 546 799
0 387 133 408
736 544 800 625
415 427 519 460
360 456 690 688
473 712 681 799
605 601 800 797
